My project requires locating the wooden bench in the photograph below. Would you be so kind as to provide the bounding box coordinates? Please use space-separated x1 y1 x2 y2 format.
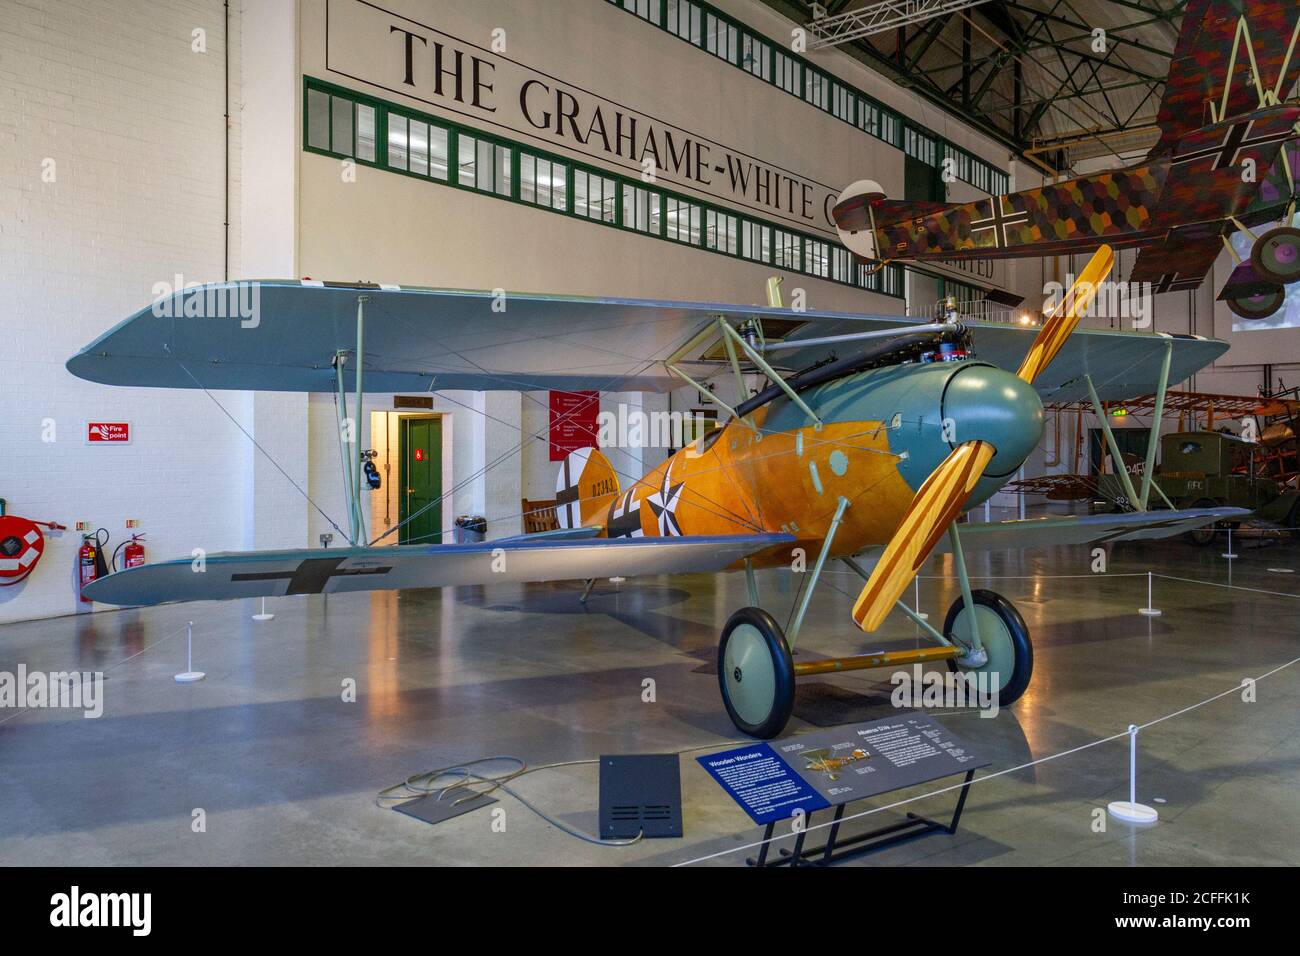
521 498 561 534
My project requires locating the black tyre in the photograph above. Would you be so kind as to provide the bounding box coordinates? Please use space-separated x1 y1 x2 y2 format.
1182 497 1221 546
1226 284 1285 321
717 607 795 739
943 589 1033 707
1251 226 1300 285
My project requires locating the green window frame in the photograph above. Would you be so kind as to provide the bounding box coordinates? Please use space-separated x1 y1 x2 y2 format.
302 76 906 299
666 196 702 245
458 133 513 196
520 152 569 211
602 0 1010 191
622 182 663 235
387 111 450 180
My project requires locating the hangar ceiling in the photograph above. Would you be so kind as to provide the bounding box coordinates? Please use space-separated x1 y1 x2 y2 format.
761 0 1189 172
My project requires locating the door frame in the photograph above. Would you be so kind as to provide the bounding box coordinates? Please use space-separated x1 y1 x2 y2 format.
392 412 452 546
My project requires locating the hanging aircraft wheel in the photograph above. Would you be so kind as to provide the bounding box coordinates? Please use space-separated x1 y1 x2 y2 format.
1251 226 1300 285
717 607 795 739
1226 284 1285 321
944 590 1033 707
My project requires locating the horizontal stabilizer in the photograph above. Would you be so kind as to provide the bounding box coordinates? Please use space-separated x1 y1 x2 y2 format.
82 533 796 607
1217 261 1277 301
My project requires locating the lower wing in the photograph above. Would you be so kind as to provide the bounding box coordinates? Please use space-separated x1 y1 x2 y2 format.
83 533 795 607
935 507 1249 554
1130 228 1224 294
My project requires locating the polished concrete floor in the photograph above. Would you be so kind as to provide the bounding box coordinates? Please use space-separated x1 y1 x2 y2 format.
2 518 1298 867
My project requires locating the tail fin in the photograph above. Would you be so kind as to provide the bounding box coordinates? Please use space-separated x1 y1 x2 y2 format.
555 447 620 530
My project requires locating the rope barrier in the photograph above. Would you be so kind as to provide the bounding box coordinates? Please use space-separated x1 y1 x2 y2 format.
674 653 1300 866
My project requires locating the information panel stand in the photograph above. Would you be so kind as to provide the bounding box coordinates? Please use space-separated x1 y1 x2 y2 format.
697 713 987 868
749 768 975 867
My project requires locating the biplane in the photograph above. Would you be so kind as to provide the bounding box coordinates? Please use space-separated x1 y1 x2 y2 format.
68 246 1243 738
832 0 1300 322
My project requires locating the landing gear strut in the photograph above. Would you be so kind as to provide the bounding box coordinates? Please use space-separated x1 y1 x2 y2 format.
714 519 1036 738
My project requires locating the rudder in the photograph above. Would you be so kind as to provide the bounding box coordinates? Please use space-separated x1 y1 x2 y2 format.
555 447 620 529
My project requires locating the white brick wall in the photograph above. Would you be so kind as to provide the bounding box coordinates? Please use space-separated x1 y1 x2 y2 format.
0 0 251 622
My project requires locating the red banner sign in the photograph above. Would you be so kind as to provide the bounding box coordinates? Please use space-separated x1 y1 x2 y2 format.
549 391 599 461
86 422 131 444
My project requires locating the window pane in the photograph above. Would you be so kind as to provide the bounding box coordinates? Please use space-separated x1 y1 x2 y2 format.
388 115 408 170
521 154 537 203
331 96 353 155
537 157 551 206
575 170 589 217
551 162 568 210
307 89 330 150
429 126 448 180
409 120 428 176
459 134 477 185
476 139 492 191
494 144 511 196
599 176 616 222
356 105 375 161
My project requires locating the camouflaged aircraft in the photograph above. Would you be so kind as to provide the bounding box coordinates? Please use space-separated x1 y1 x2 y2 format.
832 0 1300 322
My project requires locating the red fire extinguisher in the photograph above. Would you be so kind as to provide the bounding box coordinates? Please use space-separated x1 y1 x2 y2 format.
79 529 109 602
115 533 146 571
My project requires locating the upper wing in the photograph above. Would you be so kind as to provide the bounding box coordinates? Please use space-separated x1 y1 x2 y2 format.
81 533 795 607
1152 0 1300 157
933 507 1249 554
1129 227 1225 293
66 281 1228 402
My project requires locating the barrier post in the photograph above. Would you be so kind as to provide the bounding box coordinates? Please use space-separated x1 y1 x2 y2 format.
1107 725 1159 823
1138 570 1162 616
174 621 205 683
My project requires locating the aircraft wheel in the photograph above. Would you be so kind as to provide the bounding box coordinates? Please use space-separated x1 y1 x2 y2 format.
944 590 1032 707
1251 226 1300 285
1226 284 1285 321
717 607 795 739
1182 497 1221 546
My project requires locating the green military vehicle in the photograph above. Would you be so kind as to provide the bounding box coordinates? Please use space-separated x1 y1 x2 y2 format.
1095 430 1300 544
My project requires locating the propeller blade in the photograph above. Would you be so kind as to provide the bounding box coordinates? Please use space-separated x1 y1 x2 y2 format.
851 440 996 632
1016 244 1115 385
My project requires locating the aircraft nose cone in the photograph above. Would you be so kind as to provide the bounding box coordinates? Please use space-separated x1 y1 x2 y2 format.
941 364 1044 477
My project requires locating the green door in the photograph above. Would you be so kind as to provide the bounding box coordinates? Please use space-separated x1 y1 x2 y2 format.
399 416 442 545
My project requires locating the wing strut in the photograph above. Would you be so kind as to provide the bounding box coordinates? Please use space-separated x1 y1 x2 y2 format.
333 294 370 545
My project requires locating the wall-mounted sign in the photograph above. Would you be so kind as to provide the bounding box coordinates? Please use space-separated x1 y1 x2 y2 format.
549 390 599 462
324 0 842 235
86 422 131 444
394 395 434 409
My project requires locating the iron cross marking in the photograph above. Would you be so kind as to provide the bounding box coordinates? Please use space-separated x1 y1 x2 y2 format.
970 195 1029 248
1171 119 1293 171
232 557 392 595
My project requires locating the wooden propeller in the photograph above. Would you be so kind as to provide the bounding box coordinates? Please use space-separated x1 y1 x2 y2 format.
850 244 1115 632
